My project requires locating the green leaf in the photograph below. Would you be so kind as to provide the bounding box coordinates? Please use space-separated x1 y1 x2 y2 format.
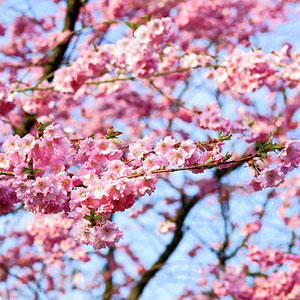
105 126 123 141
268 132 273 145
140 14 153 22
133 21 141 31
36 122 51 133
124 21 141 33
83 215 91 221
22 167 33 175
204 157 214 166
106 126 115 138
92 42 98 52
222 153 232 162
124 21 135 30
109 137 121 144
248 117 255 127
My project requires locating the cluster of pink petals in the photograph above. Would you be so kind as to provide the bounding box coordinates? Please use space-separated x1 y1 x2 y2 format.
0 213 89 296
175 0 294 49
247 245 299 269
196 102 230 132
26 213 89 262
0 124 225 249
0 180 18 214
247 140 300 192
157 220 176 234
278 49 300 87
1 122 300 249
53 18 176 93
134 17 176 52
213 247 300 299
1 125 74 213
73 220 123 250
180 52 213 69
279 140 300 172
0 80 15 116
241 220 262 236
208 46 300 98
208 49 277 96
34 30 71 52
53 46 112 94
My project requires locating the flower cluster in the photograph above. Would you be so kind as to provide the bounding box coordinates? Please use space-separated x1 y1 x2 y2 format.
73 219 123 250
196 102 230 132
207 49 277 96
53 18 176 93
2 125 74 213
0 213 89 297
213 263 300 300
247 140 300 191
26 213 89 262
53 46 112 94
0 180 19 214
0 123 242 249
175 0 294 49
0 80 14 116
247 245 299 269
208 46 300 98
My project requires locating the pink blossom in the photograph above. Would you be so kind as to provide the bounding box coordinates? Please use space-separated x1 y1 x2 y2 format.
279 140 300 171
135 17 176 51
92 221 123 249
241 220 262 236
154 136 177 156
157 220 176 234
258 168 284 189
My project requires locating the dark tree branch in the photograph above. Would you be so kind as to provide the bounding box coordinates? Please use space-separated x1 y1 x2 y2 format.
216 182 230 268
1 203 24 217
127 194 200 300
43 0 83 78
103 247 115 300
215 159 246 179
225 196 270 261
14 0 84 137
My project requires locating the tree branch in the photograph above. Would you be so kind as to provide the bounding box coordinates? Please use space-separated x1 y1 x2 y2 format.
127 194 200 300
103 247 115 300
43 0 83 78
14 0 84 137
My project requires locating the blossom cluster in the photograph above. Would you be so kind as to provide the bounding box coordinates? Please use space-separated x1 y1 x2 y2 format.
175 0 294 49
1 122 299 250
247 140 300 191
247 245 299 269
0 213 89 296
26 213 89 263
208 49 277 97
213 247 300 299
0 124 224 249
208 46 300 98
53 18 176 94
0 80 14 117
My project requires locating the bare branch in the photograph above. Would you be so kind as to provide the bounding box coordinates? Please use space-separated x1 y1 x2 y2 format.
127 194 200 300
103 247 115 300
